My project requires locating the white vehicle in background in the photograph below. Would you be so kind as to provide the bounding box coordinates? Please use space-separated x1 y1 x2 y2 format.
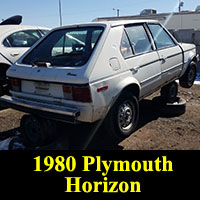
0 20 198 146
0 16 49 95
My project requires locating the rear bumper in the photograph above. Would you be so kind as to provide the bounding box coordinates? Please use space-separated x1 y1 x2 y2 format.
0 95 80 123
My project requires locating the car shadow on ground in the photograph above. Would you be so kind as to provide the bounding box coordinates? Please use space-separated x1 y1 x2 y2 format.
53 98 161 150
0 105 6 111
69 97 184 150
85 99 160 150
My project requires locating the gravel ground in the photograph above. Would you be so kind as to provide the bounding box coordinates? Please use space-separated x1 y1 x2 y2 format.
0 84 200 150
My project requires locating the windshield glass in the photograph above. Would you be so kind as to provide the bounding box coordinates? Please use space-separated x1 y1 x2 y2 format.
22 26 104 67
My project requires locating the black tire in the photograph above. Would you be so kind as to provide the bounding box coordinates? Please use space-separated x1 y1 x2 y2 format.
20 115 57 148
161 81 178 103
39 118 57 143
104 92 139 140
162 97 186 117
153 96 186 117
179 61 197 88
0 85 3 97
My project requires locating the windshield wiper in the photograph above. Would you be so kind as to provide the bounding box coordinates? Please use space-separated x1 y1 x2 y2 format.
31 61 51 67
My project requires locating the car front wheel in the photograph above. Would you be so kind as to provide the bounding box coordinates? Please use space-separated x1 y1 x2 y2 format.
179 61 197 88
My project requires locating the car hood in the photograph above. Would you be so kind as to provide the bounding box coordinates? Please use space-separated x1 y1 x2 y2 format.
179 43 196 51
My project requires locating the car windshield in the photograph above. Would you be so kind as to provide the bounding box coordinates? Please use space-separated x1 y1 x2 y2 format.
22 27 104 67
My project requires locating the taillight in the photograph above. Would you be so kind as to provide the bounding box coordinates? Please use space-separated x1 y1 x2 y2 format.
62 84 92 103
9 78 21 92
72 86 92 102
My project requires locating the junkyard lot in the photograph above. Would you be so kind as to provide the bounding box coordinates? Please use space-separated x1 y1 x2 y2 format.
0 84 200 150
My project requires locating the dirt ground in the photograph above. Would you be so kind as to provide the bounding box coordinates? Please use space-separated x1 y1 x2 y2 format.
0 84 200 150
120 85 200 150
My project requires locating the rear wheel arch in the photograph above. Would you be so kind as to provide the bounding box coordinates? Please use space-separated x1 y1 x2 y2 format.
120 83 140 100
108 79 141 110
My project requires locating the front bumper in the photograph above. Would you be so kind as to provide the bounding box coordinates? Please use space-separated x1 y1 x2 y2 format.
0 95 80 123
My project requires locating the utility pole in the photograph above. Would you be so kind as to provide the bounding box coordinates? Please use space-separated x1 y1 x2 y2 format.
113 8 120 17
59 0 63 26
178 0 184 12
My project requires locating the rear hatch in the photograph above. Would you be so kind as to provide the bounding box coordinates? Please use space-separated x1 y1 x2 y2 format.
7 25 105 102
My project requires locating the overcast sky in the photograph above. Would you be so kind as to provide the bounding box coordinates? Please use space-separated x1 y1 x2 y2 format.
0 0 200 28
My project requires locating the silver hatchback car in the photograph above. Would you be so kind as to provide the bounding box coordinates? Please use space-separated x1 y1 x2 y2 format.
0 20 198 141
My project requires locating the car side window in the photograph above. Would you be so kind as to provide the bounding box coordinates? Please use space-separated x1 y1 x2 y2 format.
148 24 176 49
3 30 41 48
120 31 133 58
125 24 153 55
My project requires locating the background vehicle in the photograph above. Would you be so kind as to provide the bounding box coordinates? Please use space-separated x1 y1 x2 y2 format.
0 19 49 95
0 20 197 145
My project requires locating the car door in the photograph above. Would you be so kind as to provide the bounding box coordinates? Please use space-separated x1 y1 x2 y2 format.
121 23 161 98
147 23 183 85
2 29 42 64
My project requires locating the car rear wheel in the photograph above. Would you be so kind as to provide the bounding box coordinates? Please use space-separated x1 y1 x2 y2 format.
179 61 197 88
104 92 139 140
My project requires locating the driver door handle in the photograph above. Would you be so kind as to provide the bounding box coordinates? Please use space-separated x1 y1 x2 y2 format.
10 52 20 57
160 55 167 63
131 66 140 72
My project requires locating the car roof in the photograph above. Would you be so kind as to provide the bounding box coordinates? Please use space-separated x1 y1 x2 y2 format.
99 19 159 27
0 25 50 35
52 19 158 31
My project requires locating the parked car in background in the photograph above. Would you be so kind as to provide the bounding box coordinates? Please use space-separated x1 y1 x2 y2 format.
0 20 198 144
0 24 49 95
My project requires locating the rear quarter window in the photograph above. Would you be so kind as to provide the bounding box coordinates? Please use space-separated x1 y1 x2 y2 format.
120 31 133 58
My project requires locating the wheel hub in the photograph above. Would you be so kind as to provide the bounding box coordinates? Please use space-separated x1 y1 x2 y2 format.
188 69 195 83
118 103 134 131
